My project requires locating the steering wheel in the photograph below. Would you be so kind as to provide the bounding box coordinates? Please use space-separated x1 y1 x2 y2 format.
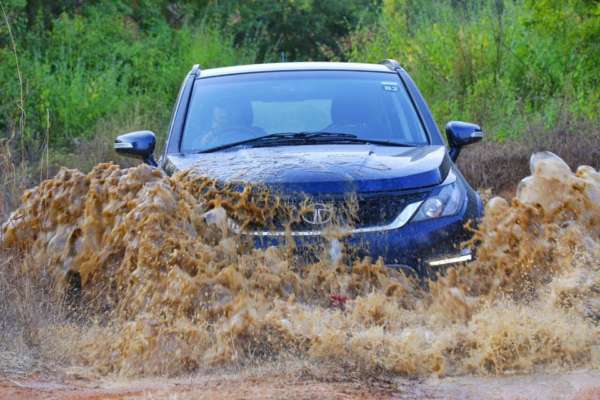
199 126 258 148
217 126 258 143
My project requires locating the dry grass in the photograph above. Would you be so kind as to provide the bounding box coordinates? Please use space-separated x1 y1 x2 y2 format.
0 140 27 222
0 255 69 376
459 121 600 194
0 124 134 222
0 130 135 376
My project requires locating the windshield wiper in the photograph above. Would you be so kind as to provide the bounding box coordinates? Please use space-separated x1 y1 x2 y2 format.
296 131 414 147
197 131 413 153
197 133 309 153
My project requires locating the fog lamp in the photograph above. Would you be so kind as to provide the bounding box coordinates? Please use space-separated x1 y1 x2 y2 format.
428 249 473 267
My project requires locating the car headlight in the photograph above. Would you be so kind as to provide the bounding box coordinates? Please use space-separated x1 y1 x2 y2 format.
412 180 465 221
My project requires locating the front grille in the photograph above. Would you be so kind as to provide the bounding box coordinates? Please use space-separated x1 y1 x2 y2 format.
354 192 425 227
253 190 427 232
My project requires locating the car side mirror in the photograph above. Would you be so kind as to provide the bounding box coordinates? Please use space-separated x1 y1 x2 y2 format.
445 121 484 161
114 130 157 166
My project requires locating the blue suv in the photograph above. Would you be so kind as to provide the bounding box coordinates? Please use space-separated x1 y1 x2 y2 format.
114 60 484 276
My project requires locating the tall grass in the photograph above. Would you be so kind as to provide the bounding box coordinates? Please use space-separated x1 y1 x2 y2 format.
0 253 71 375
0 140 23 221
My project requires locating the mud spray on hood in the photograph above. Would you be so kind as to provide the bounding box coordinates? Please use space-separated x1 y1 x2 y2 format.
1 152 599 377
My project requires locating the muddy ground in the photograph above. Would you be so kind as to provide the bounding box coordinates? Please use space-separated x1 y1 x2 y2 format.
2 368 600 399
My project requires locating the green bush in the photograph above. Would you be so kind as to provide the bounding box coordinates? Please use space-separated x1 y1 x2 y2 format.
351 0 600 139
1 0 598 162
0 3 254 155
204 0 381 61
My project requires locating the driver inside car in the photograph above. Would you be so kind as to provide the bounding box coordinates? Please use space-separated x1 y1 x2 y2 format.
199 99 264 147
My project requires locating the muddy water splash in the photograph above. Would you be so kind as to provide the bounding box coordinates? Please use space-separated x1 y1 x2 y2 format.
1 152 599 377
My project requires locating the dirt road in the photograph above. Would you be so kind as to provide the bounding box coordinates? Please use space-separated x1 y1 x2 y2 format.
2 369 600 400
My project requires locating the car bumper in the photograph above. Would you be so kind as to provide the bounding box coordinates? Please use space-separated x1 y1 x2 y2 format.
251 208 478 276
244 176 483 276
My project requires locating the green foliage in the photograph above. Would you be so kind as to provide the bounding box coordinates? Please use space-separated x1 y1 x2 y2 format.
351 0 600 139
205 0 381 61
1 0 598 161
1 0 381 157
0 2 253 154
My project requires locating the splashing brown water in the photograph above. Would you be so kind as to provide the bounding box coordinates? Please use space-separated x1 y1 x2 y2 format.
1 152 599 378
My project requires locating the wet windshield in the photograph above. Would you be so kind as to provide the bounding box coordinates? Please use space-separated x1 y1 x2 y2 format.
181 71 429 152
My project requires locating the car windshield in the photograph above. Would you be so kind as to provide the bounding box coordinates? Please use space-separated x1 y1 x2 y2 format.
181 70 429 152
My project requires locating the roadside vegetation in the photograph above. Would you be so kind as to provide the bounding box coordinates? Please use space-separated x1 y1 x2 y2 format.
352 0 599 139
0 0 599 221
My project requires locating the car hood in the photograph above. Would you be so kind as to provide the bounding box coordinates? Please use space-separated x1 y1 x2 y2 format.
164 144 450 194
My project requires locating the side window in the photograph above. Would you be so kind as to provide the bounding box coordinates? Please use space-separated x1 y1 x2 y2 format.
251 100 332 133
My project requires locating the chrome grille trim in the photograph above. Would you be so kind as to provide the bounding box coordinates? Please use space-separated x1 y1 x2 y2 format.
235 200 423 237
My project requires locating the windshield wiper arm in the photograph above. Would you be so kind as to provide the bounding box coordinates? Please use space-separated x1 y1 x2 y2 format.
299 131 414 147
197 133 303 153
291 131 358 140
197 131 413 153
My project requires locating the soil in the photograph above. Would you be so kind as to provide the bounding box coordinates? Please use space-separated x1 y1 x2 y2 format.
1 369 600 400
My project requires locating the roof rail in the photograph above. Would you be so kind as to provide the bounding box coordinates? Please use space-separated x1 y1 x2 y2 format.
381 59 401 71
190 64 201 77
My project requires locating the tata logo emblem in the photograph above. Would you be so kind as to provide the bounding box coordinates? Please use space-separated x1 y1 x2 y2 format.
302 203 333 225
